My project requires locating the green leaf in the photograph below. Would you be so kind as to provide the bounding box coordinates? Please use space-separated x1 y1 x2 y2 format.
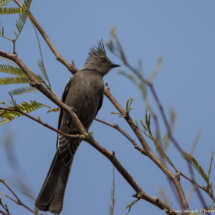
109 166 116 215
110 27 117 37
22 192 35 201
0 76 29 85
106 40 114 52
158 188 170 205
37 59 49 82
0 64 26 77
0 100 43 126
121 199 139 214
0 56 18 66
0 25 12 41
31 21 50 86
111 111 119 115
156 146 177 171
118 71 136 85
125 97 134 113
182 151 210 185
145 109 151 130
0 64 45 83
147 55 162 81
14 0 32 41
10 86 38 96
0 0 13 6
0 7 26 15
34 207 39 215
139 119 148 131
208 151 213 181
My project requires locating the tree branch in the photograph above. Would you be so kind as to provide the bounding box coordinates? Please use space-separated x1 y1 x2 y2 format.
84 137 177 215
0 106 82 140
0 210 7 215
0 179 34 213
13 0 78 74
104 87 190 212
0 50 179 215
95 117 146 155
0 108 176 215
0 50 86 134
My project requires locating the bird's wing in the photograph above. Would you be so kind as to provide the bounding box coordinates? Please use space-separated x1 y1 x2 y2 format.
56 76 73 148
95 94 103 118
57 76 73 130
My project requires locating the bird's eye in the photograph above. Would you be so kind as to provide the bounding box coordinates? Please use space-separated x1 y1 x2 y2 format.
101 58 106 62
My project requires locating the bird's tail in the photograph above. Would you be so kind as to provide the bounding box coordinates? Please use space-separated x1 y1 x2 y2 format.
35 138 81 214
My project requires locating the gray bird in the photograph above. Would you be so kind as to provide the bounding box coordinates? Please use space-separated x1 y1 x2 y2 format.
35 40 120 214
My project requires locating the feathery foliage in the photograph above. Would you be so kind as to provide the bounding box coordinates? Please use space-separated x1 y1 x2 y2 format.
125 97 134 113
0 0 32 42
0 64 26 77
0 63 45 86
0 25 12 41
0 196 10 215
0 56 18 66
31 21 50 86
0 100 43 126
14 0 32 41
0 60 45 96
0 76 29 85
208 152 213 182
147 55 162 81
121 199 139 214
37 59 49 84
0 0 13 7
109 166 116 215
182 152 210 185
10 86 38 95
0 7 26 15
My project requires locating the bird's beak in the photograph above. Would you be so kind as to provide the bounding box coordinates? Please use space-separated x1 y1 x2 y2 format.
111 63 120 68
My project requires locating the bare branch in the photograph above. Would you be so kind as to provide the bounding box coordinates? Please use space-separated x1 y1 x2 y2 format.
104 87 190 212
84 137 177 215
0 210 7 215
0 106 82 139
0 179 34 213
13 0 78 74
95 117 146 155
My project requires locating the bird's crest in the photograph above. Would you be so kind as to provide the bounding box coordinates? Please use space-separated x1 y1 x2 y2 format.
88 40 106 58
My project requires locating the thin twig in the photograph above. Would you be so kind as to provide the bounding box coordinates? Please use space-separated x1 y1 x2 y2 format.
0 106 82 139
13 0 78 74
84 137 177 215
0 50 86 134
104 87 190 212
95 118 146 155
0 179 34 213
187 161 209 212
0 210 7 215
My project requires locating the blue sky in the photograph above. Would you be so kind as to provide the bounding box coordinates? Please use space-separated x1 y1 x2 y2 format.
0 1 215 214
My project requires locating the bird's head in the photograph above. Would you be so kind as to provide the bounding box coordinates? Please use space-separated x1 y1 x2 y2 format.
81 40 120 76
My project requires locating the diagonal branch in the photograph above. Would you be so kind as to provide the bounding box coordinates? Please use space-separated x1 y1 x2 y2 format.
95 117 215 200
13 0 78 74
95 117 146 155
0 106 82 139
104 86 190 212
84 137 177 215
0 50 86 134
0 210 7 215
0 50 178 215
0 179 34 213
